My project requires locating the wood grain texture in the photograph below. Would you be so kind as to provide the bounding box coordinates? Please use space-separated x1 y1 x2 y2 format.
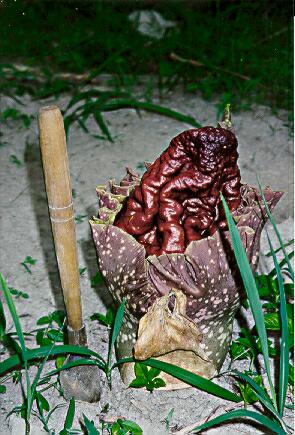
38 106 82 331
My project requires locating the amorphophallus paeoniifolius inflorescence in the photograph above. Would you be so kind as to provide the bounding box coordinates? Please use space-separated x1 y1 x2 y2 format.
90 111 283 388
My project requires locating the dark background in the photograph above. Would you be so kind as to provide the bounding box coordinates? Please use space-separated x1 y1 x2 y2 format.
0 0 293 118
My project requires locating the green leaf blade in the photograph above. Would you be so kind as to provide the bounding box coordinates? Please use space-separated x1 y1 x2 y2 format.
94 110 113 142
0 344 106 377
129 378 147 388
256 178 294 280
107 298 125 369
102 98 202 128
191 409 285 434
118 419 143 434
0 297 6 337
141 359 242 403
36 392 50 413
0 274 27 362
221 196 277 407
64 398 75 431
266 232 290 416
83 414 100 435
232 370 281 422
152 378 166 389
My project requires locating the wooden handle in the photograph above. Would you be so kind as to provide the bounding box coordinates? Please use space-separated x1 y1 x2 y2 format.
38 106 82 331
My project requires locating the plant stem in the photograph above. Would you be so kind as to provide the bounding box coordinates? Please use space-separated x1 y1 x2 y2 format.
25 420 30 435
106 369 112 390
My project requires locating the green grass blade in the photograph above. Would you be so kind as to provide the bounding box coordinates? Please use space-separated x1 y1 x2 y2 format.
65 90 126 110
269 252 294 278
232 371 282 422
0 272 32 421
44 404 66 427
112 356 134 368
266 231 289 416
0 273 27 360
107 298 125 369
27 345 53 418
77 118 89 133
191 409 286 434
29 321 77 419
0 345 106 376
221 196 277 407
45 403 66 425
101 99 202 127
0 354 22 375
1 333 21 355
83 414 100 434
39 358 104 381
141 359 242 403
66 101 95 119
113 357 241 402
256 179 294 280
0 296 6 337
266 239 294 257
63 398 75 430
93 110 113 142
63 113 76 139
112 357 243 402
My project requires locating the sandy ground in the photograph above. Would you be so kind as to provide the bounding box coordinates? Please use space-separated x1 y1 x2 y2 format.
0 86 293 434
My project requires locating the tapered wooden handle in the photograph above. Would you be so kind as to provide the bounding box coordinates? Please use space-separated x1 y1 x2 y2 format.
38 106 82 331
